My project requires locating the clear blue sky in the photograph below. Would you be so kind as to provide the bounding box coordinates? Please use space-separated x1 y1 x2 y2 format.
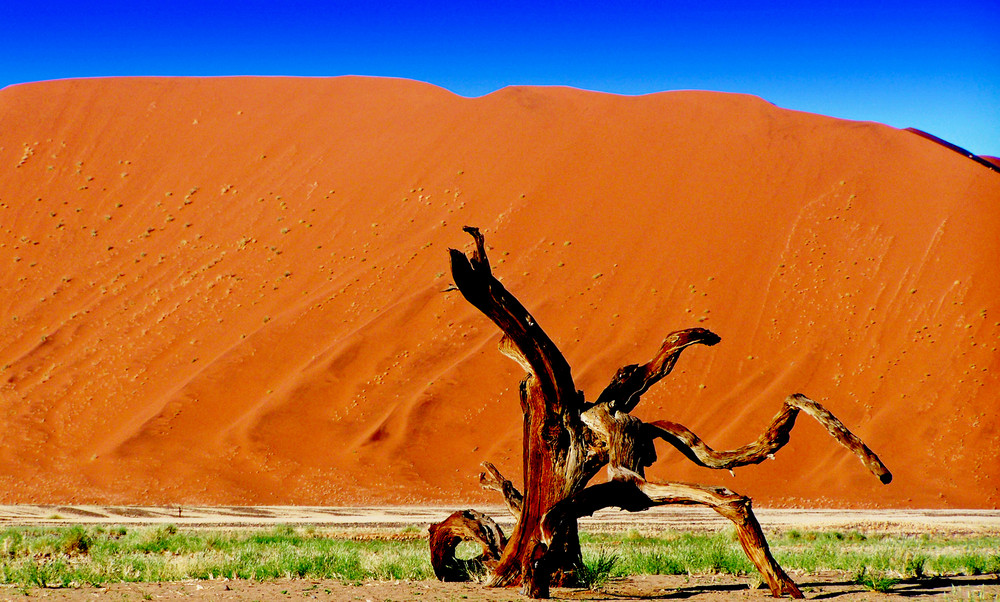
2 1 998 156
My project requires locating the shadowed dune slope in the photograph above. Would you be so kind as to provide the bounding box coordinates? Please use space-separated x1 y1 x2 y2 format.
0 77 997 508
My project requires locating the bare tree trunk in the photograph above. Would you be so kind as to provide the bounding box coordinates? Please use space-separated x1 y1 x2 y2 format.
430 227 891 598
447 227 596 587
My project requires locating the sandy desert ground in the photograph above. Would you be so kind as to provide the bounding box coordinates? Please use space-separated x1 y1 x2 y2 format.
2 505 999 535
0 77 998 512
1 573 998 602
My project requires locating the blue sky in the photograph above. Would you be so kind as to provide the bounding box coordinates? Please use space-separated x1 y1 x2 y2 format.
2 1 998 156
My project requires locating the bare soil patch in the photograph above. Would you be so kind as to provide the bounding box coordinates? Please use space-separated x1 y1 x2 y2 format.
2 573 999 601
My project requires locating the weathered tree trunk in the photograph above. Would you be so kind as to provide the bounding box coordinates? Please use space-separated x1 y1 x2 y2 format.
446 227 596 588
430 227 891 599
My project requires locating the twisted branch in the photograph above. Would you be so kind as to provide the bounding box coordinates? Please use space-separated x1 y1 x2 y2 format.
449 226 578 417
646 393 892 483
539 479 803 598
596 328 721 414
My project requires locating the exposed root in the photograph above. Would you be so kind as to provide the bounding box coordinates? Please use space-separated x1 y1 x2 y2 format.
428 510 507 582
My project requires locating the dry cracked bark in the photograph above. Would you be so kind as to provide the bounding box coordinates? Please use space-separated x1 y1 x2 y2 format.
429 227 891 599
429 509 507 581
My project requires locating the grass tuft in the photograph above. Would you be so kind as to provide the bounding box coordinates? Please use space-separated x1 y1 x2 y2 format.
853 566 900 592
905 553 928 578
61 525 91 555
579 548 619 589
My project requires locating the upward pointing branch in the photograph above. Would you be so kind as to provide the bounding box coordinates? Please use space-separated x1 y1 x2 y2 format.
449 226 579 415
596 328 721 414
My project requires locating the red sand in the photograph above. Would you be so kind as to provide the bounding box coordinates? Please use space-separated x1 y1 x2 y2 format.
0 77 997 509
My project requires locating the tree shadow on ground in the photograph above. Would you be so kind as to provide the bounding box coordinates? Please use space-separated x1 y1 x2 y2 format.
556 574 1000 600
806 575 1000 599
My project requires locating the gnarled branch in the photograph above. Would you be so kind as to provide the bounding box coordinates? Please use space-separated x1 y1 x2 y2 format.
539 479 803 599
596 328 721 414
646 393 892 483
449 226 578 416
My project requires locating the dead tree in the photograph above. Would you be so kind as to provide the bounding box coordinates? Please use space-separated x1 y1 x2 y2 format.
430 227 891 598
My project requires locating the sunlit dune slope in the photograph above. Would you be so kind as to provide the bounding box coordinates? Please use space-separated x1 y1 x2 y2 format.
1 77 997 508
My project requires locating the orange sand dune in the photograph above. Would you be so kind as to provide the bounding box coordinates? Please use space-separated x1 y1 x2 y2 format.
0 77 997 508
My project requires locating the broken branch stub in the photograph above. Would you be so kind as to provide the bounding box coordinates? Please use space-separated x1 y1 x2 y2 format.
480 462 524 519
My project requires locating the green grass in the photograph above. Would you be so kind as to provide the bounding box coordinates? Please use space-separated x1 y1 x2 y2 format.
852 566 900 592
0 525 431 588
579 548 619 589
580 529 1000 584
0 525 996 590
